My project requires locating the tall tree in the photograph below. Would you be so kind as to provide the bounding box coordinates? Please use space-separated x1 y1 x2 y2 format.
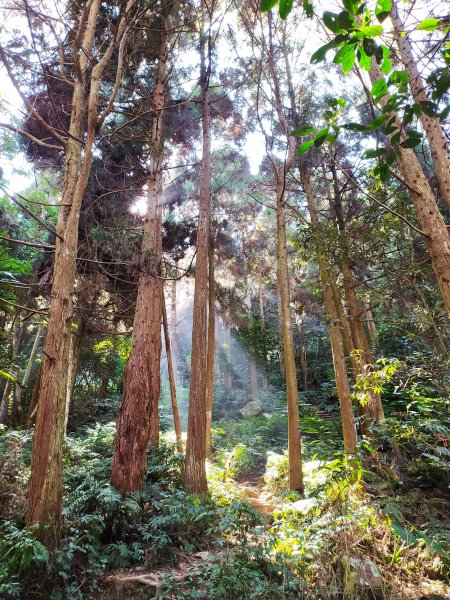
111 6 173 493
0 0 140 545
185 1 214 493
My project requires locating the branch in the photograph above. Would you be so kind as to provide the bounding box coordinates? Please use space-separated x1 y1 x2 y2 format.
0 236 55 251
0 122 64 151
0 185 62 241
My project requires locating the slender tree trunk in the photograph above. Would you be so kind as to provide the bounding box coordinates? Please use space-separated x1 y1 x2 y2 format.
111 24 167 493
27 366 42 428
328 166 384 425
27 0 134 546
276 273 285 378
64 317 85 435
14 324 44 426
170 263 179 383
0 381 11 425
0 315 24 425
185 9 212 494
162 294 183 453
259 282 268 389
390 0 450 213
365 303 378 345
205 243 216 458
266 11 303 492
414 284 448 355
296 316 307 392
368 59 450 315
301 168 357 454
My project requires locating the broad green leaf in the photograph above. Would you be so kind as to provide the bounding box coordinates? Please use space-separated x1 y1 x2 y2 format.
296 139 314 155
391 521 417 545
342 122 367 132
417 18 440 31
291 125 315 136
302 0 314 17
371 78 388 101
363 148 384 159
375 0 391 22
279 0 293 19
260 0 278 12
310 38 343 63
323 11 343 33
334 43 356 74
357 45 371 70
358 25 383 37
418 100 438 117
400 132 422 148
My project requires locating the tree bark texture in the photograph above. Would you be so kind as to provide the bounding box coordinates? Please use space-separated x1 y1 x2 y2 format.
301 168 357 454
368 60 450 316
205 243 216 458
266 11 303 492
162 294 183 453
184 10 211 494
28 0 136 546
111 23 167 493
390 0 450 213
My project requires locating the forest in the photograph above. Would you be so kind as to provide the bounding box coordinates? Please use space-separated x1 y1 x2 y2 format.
0 0 449 597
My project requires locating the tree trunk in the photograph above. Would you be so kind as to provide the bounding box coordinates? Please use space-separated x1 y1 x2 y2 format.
296 316 307 392
14 324 44 426
368 59 450 315
111 24 167 493
365 303 378 345
259 282 268 389
64 317 85 435
328 165 384 426
162 293 183 453
266 11 303 492
205 243 216 458
184 10 211 494
170 263 179 384
390 0 450 213
27 0 134 546
301 167 357 454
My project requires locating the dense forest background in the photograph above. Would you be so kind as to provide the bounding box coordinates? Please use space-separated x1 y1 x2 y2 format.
0 0 450 597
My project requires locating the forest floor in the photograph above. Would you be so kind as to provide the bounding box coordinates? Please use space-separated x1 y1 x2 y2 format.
1 391 450 599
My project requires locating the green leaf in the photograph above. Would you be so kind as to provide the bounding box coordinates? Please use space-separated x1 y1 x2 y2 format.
363 37 378 57
418 100 438 117
391 521 417 545
370 78 388 101
417 18 440 31
357 45 372 70
400 131 422 148
375 0 391 22
296 139 314 155
363 148 384 159
342 0 358 12
334 43 356 74
291 125 315 136
302 0 314 17
323 11 343 33
310 38 343 63
358 25 383 37
279 0 293 19
260 0 278 12
342 122 367 132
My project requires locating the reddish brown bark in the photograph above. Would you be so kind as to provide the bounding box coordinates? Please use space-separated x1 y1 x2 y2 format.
205 243 216 458
184 9 212 493
111 25 168 493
